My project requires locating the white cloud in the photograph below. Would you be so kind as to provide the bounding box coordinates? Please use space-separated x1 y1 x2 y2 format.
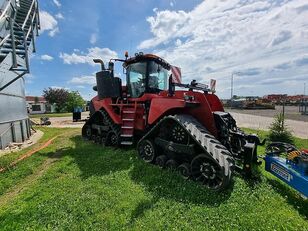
39 11 59 37
25 74 35 84
40 54 54 61
175 39 182 46
51 86 70 90
90 33 97 44
48 27 59 37
53 0 61 8
55 13 64 20
138 10 190 49
68 76 96 85
59 47 118 66
138 0 308 97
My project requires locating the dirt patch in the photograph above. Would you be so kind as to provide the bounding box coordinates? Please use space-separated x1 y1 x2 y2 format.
0 130 44 157
31 112 88 128
0 136 57 173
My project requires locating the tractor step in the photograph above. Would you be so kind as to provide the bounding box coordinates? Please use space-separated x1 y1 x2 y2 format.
120 105 136 146
123 118 134 121
120 134 133 138
121 141 133 145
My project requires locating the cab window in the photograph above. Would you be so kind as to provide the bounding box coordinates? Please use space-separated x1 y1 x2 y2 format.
127 62 146 97
148 61 168 93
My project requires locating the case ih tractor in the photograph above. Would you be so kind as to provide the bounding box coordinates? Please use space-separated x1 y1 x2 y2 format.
82 52 263 191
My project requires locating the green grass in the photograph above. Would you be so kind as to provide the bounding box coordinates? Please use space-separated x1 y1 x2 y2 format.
242 127 308 149
0 128 79 196
0 128 307 230
29 113 72 118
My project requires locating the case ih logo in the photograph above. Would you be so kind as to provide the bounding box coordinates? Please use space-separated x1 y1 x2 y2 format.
171 66 182 84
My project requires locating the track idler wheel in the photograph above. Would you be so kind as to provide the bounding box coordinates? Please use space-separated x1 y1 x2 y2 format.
138 139 156 163
155 155 167 168
178 163 191 180
191 154 230 191
165 159 178 171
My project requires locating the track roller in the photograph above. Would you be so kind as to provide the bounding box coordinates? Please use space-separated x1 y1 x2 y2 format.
105 131 119 146
94 135 102 144
138 139 156 163
84 125 92 139
155 155 168 168
165 159 179 171
178 163 191 180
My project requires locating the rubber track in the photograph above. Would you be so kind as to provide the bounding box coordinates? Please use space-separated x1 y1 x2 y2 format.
100 110 121 139
139 114 234 177
83 110 120 141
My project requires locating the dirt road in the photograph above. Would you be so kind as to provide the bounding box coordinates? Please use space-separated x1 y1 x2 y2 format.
228 106 308 122
31 112 88 128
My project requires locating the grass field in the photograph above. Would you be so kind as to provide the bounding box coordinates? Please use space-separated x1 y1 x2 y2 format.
29 113 72 118
0 127 307 230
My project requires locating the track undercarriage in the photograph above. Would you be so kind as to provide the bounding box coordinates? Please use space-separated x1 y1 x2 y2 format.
83 112 238 191
82 110 121 146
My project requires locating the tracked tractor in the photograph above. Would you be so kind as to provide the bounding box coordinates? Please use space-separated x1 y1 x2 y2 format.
82 52 263 191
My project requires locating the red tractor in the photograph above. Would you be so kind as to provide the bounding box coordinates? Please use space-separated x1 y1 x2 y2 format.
82 52 263 191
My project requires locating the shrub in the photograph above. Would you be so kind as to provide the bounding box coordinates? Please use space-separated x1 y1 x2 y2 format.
268 113 294 144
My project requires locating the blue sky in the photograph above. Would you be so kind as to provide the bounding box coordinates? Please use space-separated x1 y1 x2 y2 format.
27 0 308 99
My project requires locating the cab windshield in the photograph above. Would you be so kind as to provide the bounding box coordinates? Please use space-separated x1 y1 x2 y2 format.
127 60 169 98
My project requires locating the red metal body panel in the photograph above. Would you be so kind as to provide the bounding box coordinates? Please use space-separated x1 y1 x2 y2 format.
91 89 224 138
92 96 122 124
148 91 221 137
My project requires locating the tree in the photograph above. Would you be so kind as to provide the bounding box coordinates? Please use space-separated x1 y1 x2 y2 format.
34 96 39 104
43 87 69 112
65 91 85 112
268 113 294 144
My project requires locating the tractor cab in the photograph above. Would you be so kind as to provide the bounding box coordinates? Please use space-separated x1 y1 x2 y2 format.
123 53 171 98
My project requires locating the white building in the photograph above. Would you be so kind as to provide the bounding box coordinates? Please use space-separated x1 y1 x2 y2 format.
26 96 49 114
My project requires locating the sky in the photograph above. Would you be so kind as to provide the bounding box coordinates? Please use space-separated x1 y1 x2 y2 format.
27 0 308 100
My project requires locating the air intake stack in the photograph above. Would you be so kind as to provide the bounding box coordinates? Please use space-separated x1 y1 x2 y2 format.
93 59 122 99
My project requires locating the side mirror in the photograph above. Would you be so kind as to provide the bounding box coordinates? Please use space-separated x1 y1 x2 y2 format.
168 74 175 96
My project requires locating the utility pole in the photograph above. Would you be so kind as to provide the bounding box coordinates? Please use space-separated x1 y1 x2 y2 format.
230 72 241 109
304 83 306 96
230 73 234 109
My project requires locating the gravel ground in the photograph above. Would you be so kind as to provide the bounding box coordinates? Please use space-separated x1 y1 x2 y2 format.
230 112 308 139
227 105 308 122
31 112 89 128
